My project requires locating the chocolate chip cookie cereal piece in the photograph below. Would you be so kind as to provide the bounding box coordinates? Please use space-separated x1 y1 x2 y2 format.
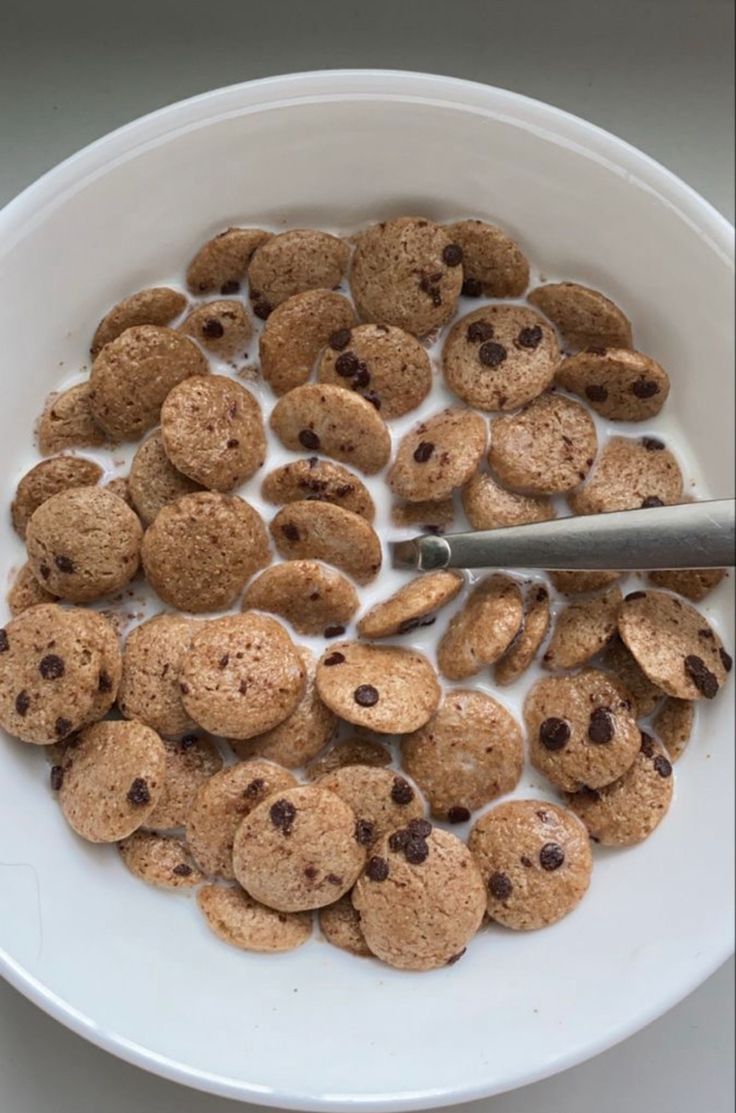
556 347 670 421
89 325 209 440
352 825 486 970
119 830 203 889
528 282 633 351
270 383 391 475
232 784 366 911
648 568 727 602
442 304 560 412
91 287 188 356
180 612 306 739
11 456 103 539
489 393 597 495
119 614 199 742
525 668 641 792
468 800 592 930
58 720 166 842
315 641 441 734
26 486 143 603
350 216 463 337
248 229 350 313
186 227 272 295
186 759 298 878
146 733 223 828
568 436 683 514
549 570 622 595
317 322 432 419
357 570 463 639
260 289 357 396
7 563 56 615
141 492 269 613
37 383 108 455
180 299 253 360
319 894 372 956
391 498 455 532
270 502 382 585
567 732 674 845
494 583 551 686
104 475 134 507
600 633 661 717
437 574 523 681
652 697 695 762
305 737 392 781
261 457 375 521
317 766 425 848
128 431 203 526
444 219 529 297
401 690 523 821
198 884 312 952
542 585 623 671
241 560 359 636
618 589 731 700
73 608 123 721
462 472 555 531
388 407 486 502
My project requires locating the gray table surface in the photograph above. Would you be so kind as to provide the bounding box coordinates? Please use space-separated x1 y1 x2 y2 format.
1 1 734 1110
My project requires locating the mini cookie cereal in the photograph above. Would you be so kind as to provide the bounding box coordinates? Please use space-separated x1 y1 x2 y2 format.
7 563 55 616
180 299 253 360
556 347 670 421
653 697 695 762
495 583 551 686
317 322 432 419
601 634 664 717
270 383 391 475
241 560 359 636
37 383 108 455
462 472 555 531
261 457 375 521
549 570 622 595
568 436 683 515
488 393 598 494
146 733 223 828
186 226 272 295
11 456 103 538
444 219 529 297
391 498 455 532
648 568 727 602
319 895 372 957
91 287 187 356
270 501 382 585
317 766 425 848
260 289 357 396
74 609 123 722
197 884 312 952
468 800 592 930
119 615 199 735
357 570 463 639
118 831 203 889
305 737 392 781
437 574 523 681
104 475 133 507
528 282 633 351
248 229 350 314
388 407 486 502
128 431 203 526
542 585 623 671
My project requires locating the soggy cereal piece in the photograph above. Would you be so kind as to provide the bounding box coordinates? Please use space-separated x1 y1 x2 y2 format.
262 457 375 522
305 737 392 780
91 287 188 356
445 219 530 297
185 227 272 295
146 733 223 828
128 431 203 526
241 560 359 636
556 347 669 420
528 282 633 351
437 574 523 681
315 641 441 734
260 289 357 396
198 884 312 952
468 800 592 930
648 568 727 602
317 323 432 419
391 498 455 532
495 583 551 685
462 472 555 531
317 766 425 848
7 562 56 615
119 830 203 889
350 216 463 337
549 570 622 594
37 383 108 456
233 784 366 911
180 299 253 360
11 456 103 539
524 668 641 792
248 230 350 313
270 501 382 585
389 408 486 503
653 697 695 762
117 614 199 736
543 585 623 671
601 634 664 717
319 895 372 956
270 383 391 475
442 305 560 412
357 571 463 639
141 492 269 613
489 393 598 494
568 436 683 515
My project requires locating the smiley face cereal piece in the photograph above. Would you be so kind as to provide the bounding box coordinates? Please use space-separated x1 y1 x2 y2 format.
528 282 633 351
468 800 592 930
652 697 695 762
568 436 683 515
7 563 56 615
461 472 555 531
37 383 108 456
270 502 382 585
270 383 391 475
198 884 312 952
91 287 188 356
241 560 359 636
119 831 203 889
556 347 670 421
117 614 199 736
357 570 463 639
11 456 103 539
437 574 523 681
444 219 529 298
319 895 372 957
248 230 350 314
352 825 486 971
180 299 253 360
317 323 432 419
542 585 623 671
549 570 622 595
525 668 641 792
317 766 425 849
260 289 357 396
305 737 392 781
145 733 223 829
601 634 664 717
648 568 727 602
261 456 375 521
494 583 551 686
488 393 598 494
186 227 272 295
128 431 204 526
388 408 486 503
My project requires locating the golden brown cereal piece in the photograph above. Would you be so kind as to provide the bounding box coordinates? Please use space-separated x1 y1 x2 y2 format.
198 884 312 952
261 457 375 522
58 720 166 842
569 436 683 515
232 785 366 911
249 229 350 313
556 347 669 420
241 560 359 635
352 826 486 971
319 895 372 957
26 487 143 603
462 472 555 531
542 585 623 671
494 583 551 686
648 568 727 602
104 476 134 507
117 614 199 736
91 287 187 356
118 831 203 889
317 766 425 848
315 640 441 734
270 383 391 475
317 322 432 419
141 492 269 613
488 393 597 494
145 733 223 829
653 697 695 762
357 571 463 639
437 574 523 681
445 219 530 297
260 289 357 396
549 570 622 595
442 304 560 412
185 227 272 295
72 609 123 722
525 668 641 792
601 634 664 717
388 407 487 502
350 217 463 337
618 589 731 700
468 800 592 930
528 282 633 351
37 383 108 456
391 499 455 532
128 431 203 526
11 456 103 539
270 501 382 585
179 299 253 360
401 689 523 821
305 737 392 781
7 563 55 615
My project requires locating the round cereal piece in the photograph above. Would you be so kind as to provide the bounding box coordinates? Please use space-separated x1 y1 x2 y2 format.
261 457 375 522
495 583 551 686
468 800 592 930
653 697 695 762
128 431 203 526
391 498 455 532
618 589 731 700
26 487 142 603
357 571 463 639
160 375 266 492
388 408 487 502
549 570 622 595
180 613 306 739
401 690 523 821
528 282 633 352
58 720 166 842
305 737 392 781
91 287 187 356
117 614 198 736
542 585 623 671
242 560 359 636
319 895 372 956
556 347 670 421
648 568 727 602
198 884 312 952
270 383 391 475
525 668 641 792
352 825 486 971
315 641 441 734
232 784 366 911
462 472 555 531
489 393 598 494
118 830 203 889
141 492 269 613
186 759 297 878
437 574 523 681
445 219 529 297
185 226 272 295
442 304 560 412
89 325 209 441
145 733 223 828
104 475 133 507
567 731 674 845
270 501 382 585
568 436 683 515
601 634 664 717
248 230 350 313
11 456 103 539
72 609 123 721
37 383 108 456
179 299 253 360
260 289 357 396
317 766 425 848
7 563 56 615
317 322 432 419
350 217 463 337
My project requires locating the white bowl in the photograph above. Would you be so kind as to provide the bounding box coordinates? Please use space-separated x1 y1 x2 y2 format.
0 70 733 1111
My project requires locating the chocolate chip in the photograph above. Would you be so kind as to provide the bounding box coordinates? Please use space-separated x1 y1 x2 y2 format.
335 483 354 497
642 437 665 451
39 654 65 680
446 948 466 966
354 684 379 707
640 731 655 757
352 365 371 389
397 617 421 635
585 383 609 403
14 690 30 717
588 707 615 744
720 648 733 672
447 805 471 824
252 298 271 320
335 351 360 378
478 340 507 368
539 842 565 871
517 325 543 350
172 863 193 877
201 318 225 339
442 243 463 266
298 429 320 450
461 278 482 298
323 652 345 667
539 717 570 751
218 654 229 669
390 776 415 805
39 564 51 580
654 754 673 778
520 855 533 868
488 871 513 900
304 865 318 880
641 496 664 508
419 274 442 306
388 829 409 852
466 320 494 343
50 765 64 791
127 777 151 806
404 835 429 864
366 856 389 882
98 671 113 692
355 819 375 846
220 280 240 295
281 523 300 542
625 591 647 601
238 679 248 695
54 717 72 738
407 818 432 838
245 777 265 798
363 390 381 410
413 441 434 463
0 630 8 653
329 328 352 351
323 625 346 639
632 378 660 399
270 798 297 835
54 555 75 574
226 437 240 449
684 654 719 698
326 873 343 886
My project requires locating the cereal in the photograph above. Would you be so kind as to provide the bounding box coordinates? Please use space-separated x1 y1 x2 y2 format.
305 737 392 781
128 431 203 526
549 570 622 595
146 733 223 829
388 407 486 502
104 475 134 507
117 613 199 735
118 831 203 889
556 347 670 420
317 766 425 848
488 393 598 494
528 282 633 351
437 574 523 681
270 383 391 475
270 502 382 585
653 698 695 762
494 583 551 685
37 383 108 456
568 436 683 514
542 585 623 670
261 457 375 521
601 634 664 717
11 456 103 538
462 472 555 531
260 289 357 396
317 323 432 418
357 570 463 639
241 560 359 636
186 227 272 294
7 563 55 616
73 609 123 723
648 568 727 602
198 884 312 952
444 219 529 297
249 230 350 313
91 287 187 356
391 498 455 532
319 895 372 956
179 299 253 359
